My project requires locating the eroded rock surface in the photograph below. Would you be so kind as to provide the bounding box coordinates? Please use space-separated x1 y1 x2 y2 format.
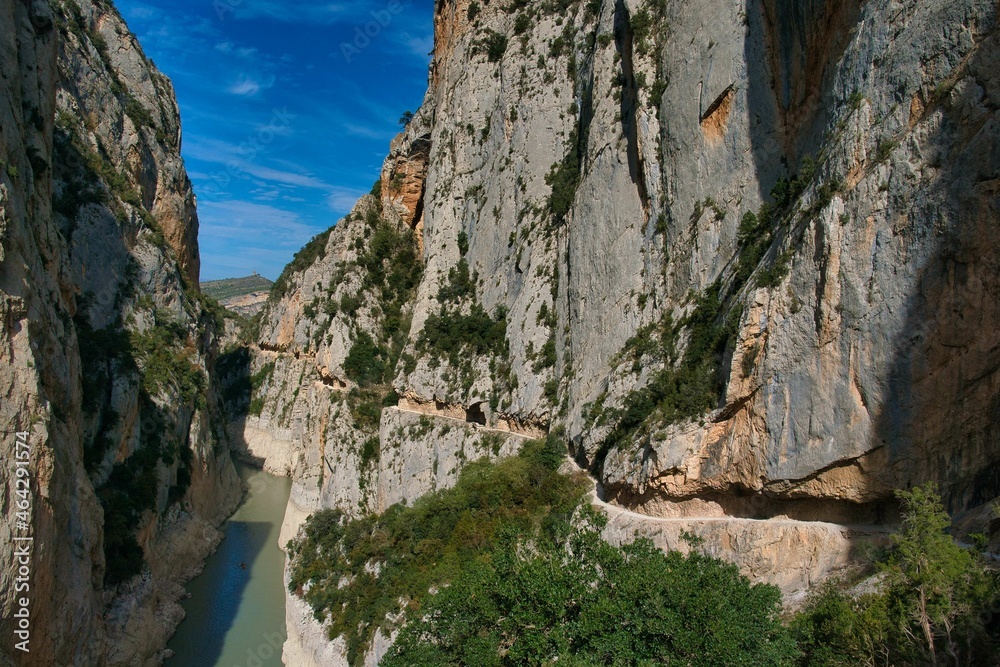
229 0 1000 662
0 1 239 663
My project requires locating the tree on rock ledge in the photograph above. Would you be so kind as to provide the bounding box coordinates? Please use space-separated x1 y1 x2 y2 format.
794 483 1000 667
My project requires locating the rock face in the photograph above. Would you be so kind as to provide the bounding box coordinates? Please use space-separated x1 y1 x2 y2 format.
239 0 1000 662
0 1 239 664
218 290 269 317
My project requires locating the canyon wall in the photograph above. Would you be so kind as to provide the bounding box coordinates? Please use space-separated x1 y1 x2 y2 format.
239 0 1000 662
0 1 240 664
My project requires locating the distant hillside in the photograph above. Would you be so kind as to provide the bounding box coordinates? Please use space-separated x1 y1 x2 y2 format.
201 274 273 301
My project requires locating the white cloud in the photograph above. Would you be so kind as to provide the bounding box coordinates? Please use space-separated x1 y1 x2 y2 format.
125 5 158 20
251 188 281 201
343 122 397 140
242 164 331 189
228 74 274 96
184 137 248 165
402 34 434 58
199 200 316 246
216 41 260 59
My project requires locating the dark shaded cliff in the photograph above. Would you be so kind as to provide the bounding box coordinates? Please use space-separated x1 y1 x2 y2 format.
0 1 239 664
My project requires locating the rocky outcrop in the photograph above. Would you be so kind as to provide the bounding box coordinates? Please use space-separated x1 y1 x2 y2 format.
592 480 891 599
0 1 239 664
234 0 1000 661
219 290 269 317
587 0 1000 516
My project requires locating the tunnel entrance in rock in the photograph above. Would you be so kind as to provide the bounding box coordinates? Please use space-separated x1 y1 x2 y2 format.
465 402 487 426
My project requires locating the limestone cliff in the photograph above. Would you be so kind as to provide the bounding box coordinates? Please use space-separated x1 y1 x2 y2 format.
238 0 1000 662
0 1 240 664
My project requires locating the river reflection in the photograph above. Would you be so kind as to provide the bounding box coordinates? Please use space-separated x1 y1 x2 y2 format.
166 461 291 667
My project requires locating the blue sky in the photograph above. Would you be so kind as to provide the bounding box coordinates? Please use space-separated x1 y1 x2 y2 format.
116 0 435 281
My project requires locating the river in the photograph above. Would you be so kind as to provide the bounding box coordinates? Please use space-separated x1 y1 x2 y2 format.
166 461 291 667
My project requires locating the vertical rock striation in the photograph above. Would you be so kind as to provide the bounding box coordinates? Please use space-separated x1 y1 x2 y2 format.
1 1 240 664
235 0 1000 661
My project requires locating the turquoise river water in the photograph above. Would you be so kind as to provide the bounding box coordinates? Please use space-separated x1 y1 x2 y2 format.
166 462 291 667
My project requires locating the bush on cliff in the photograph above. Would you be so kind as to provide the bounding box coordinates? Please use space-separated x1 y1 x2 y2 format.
793 483 1000 666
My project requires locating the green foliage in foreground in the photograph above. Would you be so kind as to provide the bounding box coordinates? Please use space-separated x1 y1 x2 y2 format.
289 437 797 667
287 438 588 666
382 510 797 667
793 483 1000 666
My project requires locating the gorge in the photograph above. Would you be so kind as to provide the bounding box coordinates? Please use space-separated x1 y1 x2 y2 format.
2 0 1000 665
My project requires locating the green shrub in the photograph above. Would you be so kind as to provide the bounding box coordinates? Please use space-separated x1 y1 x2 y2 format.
874 139 898 164
339 292 362 317
271 227 334 300
360 435 380 469
130 313 205 407
513 12 531 35
344 332 388 387
630 8 653 54
250 360 276 390
287 439 589 666
124 95 154 128
596 283 737 465
533 334 556 372
546 130 581 225
793 484 1000 666
483 30 508 62
417 303 508 364
348 387 384 430
649 78 668 109
731 156 828 292
436 258 475 303
383 512 796 667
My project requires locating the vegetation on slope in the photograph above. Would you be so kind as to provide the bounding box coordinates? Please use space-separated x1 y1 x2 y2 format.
287 436 588 665
289 437 801 667
793 483 1000 666
200 274 274 301
76 303 209 585
338 206 424 430
590 158 844 467
382 509 797 667
270 227 335 301
588 282 739 469
414 238 512 401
